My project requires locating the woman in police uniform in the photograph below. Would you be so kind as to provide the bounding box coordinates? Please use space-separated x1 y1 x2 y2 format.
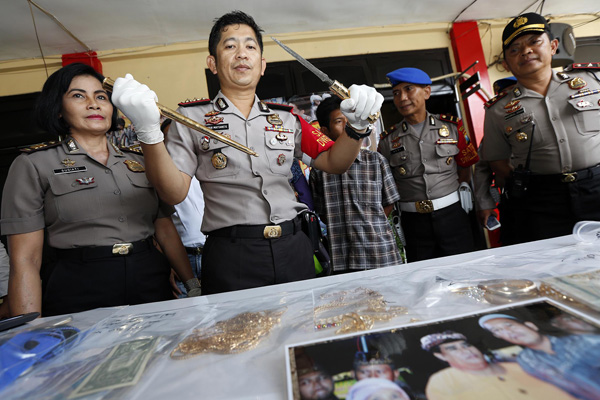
0 63 197 317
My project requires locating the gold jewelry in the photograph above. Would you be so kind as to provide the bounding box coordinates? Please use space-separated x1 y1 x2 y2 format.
170 309 284 359
314 288 407 334
451 279 538 305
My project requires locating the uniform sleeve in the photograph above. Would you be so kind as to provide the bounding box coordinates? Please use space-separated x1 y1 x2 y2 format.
455 118 479 167
0 155 46 235
164 107 200 177
296 114 334 159
379 153 400 206
481 110 512 161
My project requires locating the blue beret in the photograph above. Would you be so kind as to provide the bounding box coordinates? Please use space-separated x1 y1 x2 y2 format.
493 76 518 94
386 68 432 86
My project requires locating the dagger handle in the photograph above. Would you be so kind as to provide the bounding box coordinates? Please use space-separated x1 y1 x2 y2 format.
329 80 380 124
102 78 258 157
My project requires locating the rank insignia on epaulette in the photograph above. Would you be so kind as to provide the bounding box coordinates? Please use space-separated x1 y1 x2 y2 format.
216 98 229 111
484 91 509 108
20 140 61 153
565 62 600 71
439 114 458 124
124 160 145 172
178 98 211 107
119 145 143 155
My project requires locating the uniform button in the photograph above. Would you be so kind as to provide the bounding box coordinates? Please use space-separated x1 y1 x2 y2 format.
263 190 268 195
559 138 565 143
424 173 428 177
423 158 427 162
419 140 424 144
247 122 251 127
428 190 432 194
114 189 121 195
105 170 111 174
552 117 557 121
562 166 571 173
118 216 125 222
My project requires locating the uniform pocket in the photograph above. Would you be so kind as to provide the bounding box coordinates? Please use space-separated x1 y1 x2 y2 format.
197 140 241 179
265 131 294 176
568 95 600 135
435 144 460 170
48 175 102 222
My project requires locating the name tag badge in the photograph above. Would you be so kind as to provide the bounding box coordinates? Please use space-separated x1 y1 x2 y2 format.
53 166 87 175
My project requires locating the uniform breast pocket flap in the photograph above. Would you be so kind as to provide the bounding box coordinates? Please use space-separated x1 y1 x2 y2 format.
48 175 101 222
126 172 153 189
568 96 600 135
435 144 460 158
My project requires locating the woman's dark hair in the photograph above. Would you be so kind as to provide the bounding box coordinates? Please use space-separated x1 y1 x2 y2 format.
208 10 264 57
34 63 118 136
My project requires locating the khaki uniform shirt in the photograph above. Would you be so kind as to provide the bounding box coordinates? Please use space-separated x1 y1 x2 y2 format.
481 68 600 174
166 92 333 233
378 113 464 202
0 137 172 248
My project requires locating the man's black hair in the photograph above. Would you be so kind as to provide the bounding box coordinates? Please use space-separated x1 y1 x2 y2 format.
316 96 342 131
34 63 118 137
208 10 264 57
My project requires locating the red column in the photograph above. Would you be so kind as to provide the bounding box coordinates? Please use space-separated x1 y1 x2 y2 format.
449 21 491 146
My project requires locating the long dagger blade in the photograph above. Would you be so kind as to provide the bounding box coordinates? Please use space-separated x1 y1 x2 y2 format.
271 37 380 124
271 37 333 86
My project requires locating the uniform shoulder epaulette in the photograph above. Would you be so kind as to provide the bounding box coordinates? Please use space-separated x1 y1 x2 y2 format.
484 90 509 109
119 144 143 155
564 62 600 72
379 130 391 141
20 140 61 153
264 102 293 112
178 98 211 107
439 114 460 124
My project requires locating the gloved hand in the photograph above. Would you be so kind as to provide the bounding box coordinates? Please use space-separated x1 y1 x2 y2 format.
112 74 163 144
459 182 474 213
340 84 384 131
184 278 202 297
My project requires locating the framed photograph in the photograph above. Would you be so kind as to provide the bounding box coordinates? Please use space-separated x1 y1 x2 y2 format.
286 298 600 400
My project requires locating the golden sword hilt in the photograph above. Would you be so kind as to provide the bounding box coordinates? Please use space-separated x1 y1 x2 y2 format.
329 80 380 124
103 78 258 157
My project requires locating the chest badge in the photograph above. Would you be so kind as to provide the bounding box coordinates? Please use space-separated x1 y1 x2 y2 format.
568 77 587 90
205 115 224 125
211 152 228 169
76 177 95 185
504 100 520 109
267 114 283 126
576 100 593 108
505 126 513 134
515 132 528 142
398 166 407 176
275 133 288 142
438 125 450 137
61 158 75 166
446 157 453 165
277 153 286 166
124 160 145 172
201 136 211 150
205 110 220 117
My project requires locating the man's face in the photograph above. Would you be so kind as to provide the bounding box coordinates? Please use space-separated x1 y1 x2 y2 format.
207 23 266 91
355 364 397 381
483 318 544 347
298 371 334 400
322 108 347 141
392 82 431 121
435 340 487 371
503 33 558 79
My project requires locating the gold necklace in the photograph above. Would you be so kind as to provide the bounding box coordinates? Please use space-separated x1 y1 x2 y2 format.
170 309 284 359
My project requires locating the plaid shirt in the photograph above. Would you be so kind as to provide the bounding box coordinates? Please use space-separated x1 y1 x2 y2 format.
310 149 401 271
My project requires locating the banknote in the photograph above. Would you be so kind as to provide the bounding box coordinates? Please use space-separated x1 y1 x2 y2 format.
69 337 159 398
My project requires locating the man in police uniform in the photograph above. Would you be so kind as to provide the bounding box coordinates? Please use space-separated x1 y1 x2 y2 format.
481 12 600 245
112 11 383 294
378 68 479 262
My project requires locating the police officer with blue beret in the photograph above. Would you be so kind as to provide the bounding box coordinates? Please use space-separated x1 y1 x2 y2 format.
378 68 479 262
481 12 600 245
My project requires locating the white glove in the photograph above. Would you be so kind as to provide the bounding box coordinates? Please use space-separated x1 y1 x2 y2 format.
112 74 163 144
340 84 384 131
459 182 474 213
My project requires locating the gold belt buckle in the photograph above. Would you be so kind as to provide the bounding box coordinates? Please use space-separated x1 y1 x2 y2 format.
415 200 434 213
263 225 282 239
112 243 133 255
561 172 577 183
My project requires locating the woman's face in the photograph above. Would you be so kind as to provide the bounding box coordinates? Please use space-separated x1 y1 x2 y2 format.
60 74 113 136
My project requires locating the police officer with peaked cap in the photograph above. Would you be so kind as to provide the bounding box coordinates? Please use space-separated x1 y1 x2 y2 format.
481 12 600 245
378 68 479 262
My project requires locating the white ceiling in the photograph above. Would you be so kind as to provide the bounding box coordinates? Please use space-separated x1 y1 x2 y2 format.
2 0 599 62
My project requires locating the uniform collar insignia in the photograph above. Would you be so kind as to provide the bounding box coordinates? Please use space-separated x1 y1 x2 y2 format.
429 115 435 126
557 72 570 81
66 139 79 153
216 97 229 111
402 121 408 132
258 101 270 113
513 86 522 98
